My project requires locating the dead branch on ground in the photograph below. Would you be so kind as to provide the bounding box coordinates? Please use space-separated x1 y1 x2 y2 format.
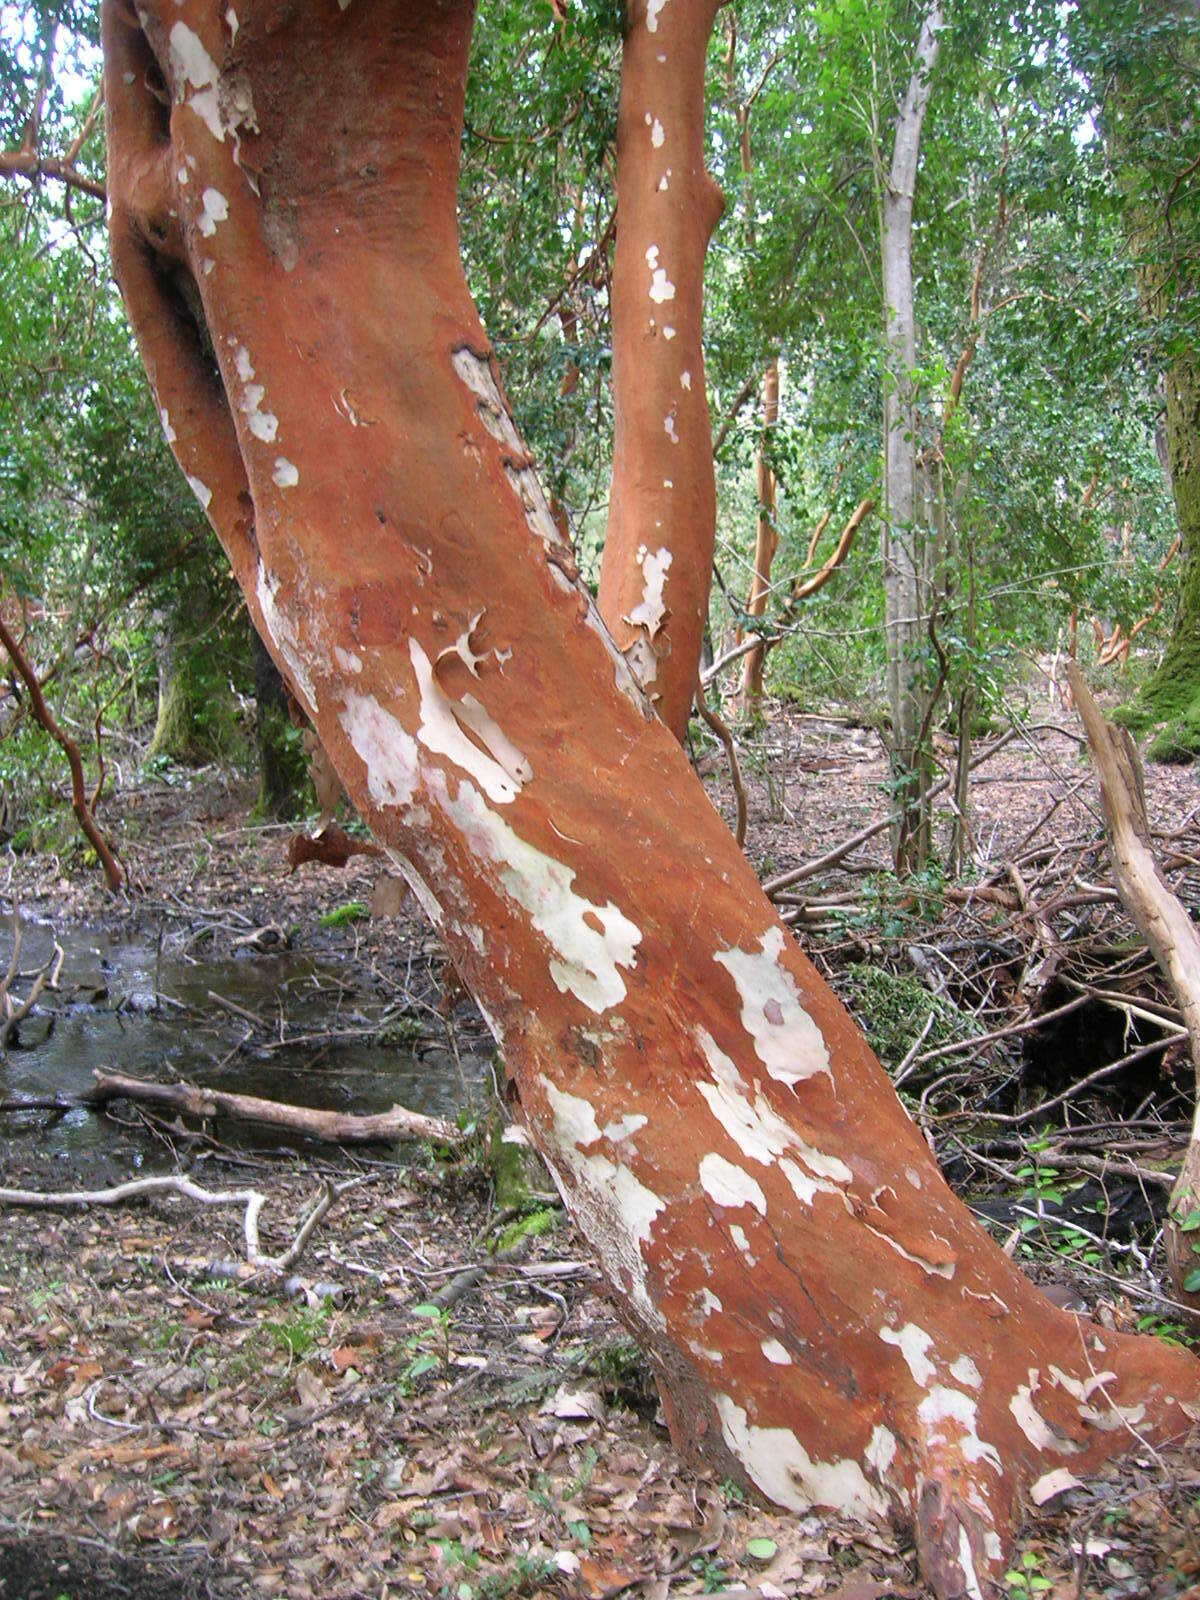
88 1070 463 1147
0 1172 332 1273
1 910 64 1046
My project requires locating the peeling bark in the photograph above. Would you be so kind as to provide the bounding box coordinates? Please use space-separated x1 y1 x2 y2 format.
598 0 725 739
103 5 1200 1595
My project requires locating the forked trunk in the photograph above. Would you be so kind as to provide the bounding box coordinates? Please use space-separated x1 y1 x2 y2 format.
104 4 1199 1595
598 0 725 740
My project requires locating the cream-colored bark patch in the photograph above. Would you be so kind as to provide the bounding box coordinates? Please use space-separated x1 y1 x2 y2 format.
337 692 420 811
714 926 831 1085
715 1395 889 1520
437 779 640 1014
410 639 529 804
698 1153 766 1214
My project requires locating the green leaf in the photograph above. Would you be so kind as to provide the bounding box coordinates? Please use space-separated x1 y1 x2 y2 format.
746 1538 777 1561
1183 1269 1200 1293
1176 1208 1200 1232
411 1303 444 1320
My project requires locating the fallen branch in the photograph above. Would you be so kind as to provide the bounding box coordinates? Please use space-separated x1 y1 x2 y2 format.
89 1070 463 1147
0 1173 332 1272
1068 663 1200 1312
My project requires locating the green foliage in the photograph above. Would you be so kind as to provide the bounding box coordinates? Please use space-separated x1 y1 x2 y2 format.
318 902 370 929
842 959 974 1068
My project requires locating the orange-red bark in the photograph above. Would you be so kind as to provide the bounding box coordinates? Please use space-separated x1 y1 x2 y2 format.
104 5 1199 1595
598 0 724 740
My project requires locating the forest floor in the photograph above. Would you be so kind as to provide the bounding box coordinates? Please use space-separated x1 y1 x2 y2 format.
0 698 1198 1600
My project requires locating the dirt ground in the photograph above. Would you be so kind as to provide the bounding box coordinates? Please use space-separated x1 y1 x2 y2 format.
0 701 1198 1599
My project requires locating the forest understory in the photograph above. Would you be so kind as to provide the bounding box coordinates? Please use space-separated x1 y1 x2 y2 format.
0 700 1197 1600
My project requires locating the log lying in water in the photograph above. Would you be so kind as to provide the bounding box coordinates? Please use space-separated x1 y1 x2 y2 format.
89 1071 461 1147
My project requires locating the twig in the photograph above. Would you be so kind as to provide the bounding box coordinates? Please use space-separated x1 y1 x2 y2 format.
694 679 747 846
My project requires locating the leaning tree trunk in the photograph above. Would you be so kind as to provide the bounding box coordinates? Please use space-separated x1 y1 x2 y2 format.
597 0 725 741
881 0 943 872
104 4 1199 1595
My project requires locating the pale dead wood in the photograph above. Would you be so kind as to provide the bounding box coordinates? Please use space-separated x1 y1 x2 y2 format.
0 1173 333 1272
1 910 64 1046
89 1070 463 1147
1068 662 1200 1311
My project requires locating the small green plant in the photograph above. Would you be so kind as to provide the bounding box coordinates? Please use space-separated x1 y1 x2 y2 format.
398 1303 453 1391
1172 1205 1200 1293
319 900 370 928
263 1303 330 1360
1004 1549 1051 1593
495 1205 559 1253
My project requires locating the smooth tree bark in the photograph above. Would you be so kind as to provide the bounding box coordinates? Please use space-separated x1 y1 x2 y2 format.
598 0 725 741
104 4 1200 1595
881 0 943 872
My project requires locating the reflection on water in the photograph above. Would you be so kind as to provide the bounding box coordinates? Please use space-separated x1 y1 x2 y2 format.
0 913 484 1160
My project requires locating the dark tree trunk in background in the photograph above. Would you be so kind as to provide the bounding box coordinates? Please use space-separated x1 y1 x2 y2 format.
253 630 308 819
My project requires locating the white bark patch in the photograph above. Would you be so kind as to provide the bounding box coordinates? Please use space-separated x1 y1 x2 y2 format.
225 7 239 37
917 1387 1002 1471
865 1425 897 1479
729 1224 753 1259
694 1030 851 1203
625 545 673 638
255 565 317 711
602 1114 647 1143
410 639 530 804
663 326 677 339
645 0 669 31
714 926 831 1086
879 1323 935 1387
950 1355 982 1389
644 244 677 305
272 457 299 488
715 1396 890 1520
657 171 670 192
337 692 419 810
663 409 679 443
680 370 692 390
1009 1371 1084 1455
168 24 224 142
159 409 176 444
332 647 362 675
542 1081 665 1324
197 187 228 236
232 347 279 443
761 1339 791 1365
696 1289 723 1317
437 778 641 1014
650 118 666 147
185 475 212 510
1046 1366 1146 1431
698 1153 766 1214
957 1528 985 1600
